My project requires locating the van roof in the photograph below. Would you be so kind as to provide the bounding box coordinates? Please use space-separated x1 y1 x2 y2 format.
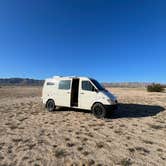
46 76 93 81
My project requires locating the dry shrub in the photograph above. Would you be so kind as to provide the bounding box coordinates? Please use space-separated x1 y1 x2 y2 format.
150 124 164 129
96 142 104 148
135 146 150 154
120 158 132 166
147 83 164 92
54 148 67 158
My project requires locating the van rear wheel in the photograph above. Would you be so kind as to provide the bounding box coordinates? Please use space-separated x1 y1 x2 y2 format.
92 103 106 118
46 100 55 112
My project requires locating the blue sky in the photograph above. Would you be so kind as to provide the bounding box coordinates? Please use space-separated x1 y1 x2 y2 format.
0 0 166 82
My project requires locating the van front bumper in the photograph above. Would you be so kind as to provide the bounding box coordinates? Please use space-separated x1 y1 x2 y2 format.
104 104 118 111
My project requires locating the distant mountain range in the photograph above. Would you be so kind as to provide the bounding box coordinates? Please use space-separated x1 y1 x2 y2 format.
0 78 165 87
0 78 44 86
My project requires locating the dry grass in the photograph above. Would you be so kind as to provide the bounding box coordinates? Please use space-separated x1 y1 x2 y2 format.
0 86 166 165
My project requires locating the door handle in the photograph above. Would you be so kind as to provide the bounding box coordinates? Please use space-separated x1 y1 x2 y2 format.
80 92 84 94
67 92 70 94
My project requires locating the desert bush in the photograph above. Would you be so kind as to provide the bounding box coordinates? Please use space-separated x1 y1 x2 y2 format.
135 146 150 154
120 158 132 166
96 142 104 148
147 83 164 92
54 148 67 158
148 124 163 130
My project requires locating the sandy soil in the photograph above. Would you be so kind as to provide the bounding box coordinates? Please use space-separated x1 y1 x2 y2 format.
0 86 165 166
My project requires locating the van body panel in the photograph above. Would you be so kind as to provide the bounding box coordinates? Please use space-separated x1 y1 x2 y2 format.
42 79 58 105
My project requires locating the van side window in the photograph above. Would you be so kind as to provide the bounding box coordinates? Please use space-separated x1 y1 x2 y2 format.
58 80 71 90
82 81 94 91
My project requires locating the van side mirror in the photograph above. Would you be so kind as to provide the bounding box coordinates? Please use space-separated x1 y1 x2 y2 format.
95 88 99 93
91 86 98 93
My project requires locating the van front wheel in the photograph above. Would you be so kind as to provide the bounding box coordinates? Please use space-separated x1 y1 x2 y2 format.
46 100 55 112
92 103 106 118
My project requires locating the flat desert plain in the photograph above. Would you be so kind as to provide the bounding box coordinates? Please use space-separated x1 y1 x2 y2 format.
0 86 166 166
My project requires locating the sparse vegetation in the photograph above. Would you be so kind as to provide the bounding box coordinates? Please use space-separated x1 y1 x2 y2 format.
126 136 131 140
87 132 93 137
148 124 164 130
0 153 4 160
96 142 104 148
135 147 150 154
54 148 67 158
66 142 75 147
82 151 90 156
128 148 135 153
82 137 88 142
65 137 70 141
147 83 165 92
157 148 163 152
142 140 154 144
114 129 123 135
120 158 132 166
77 146 83 151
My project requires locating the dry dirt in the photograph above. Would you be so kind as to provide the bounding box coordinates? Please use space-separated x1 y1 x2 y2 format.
0 86 166 166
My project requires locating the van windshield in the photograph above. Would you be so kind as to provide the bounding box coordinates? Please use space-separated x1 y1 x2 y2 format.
90 79 105 91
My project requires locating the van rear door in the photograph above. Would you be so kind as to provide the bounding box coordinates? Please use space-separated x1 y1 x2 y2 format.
56 79 72 107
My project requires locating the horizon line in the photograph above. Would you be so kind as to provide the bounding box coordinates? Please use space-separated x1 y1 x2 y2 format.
0 77 165 84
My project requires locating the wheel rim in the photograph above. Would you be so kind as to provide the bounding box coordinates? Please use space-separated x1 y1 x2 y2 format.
94 106 103 116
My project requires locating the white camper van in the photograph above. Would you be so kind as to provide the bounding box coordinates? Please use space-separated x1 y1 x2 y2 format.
42 76 118 118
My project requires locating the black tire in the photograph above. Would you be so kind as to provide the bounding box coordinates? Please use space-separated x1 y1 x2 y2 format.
46 100 55 112
92 103 107 118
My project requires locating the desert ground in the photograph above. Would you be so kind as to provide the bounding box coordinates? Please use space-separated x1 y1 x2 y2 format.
0 86 165 166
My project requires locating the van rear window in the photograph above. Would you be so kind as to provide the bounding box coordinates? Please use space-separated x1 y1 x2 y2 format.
58 80 71 90
47 82 55 85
